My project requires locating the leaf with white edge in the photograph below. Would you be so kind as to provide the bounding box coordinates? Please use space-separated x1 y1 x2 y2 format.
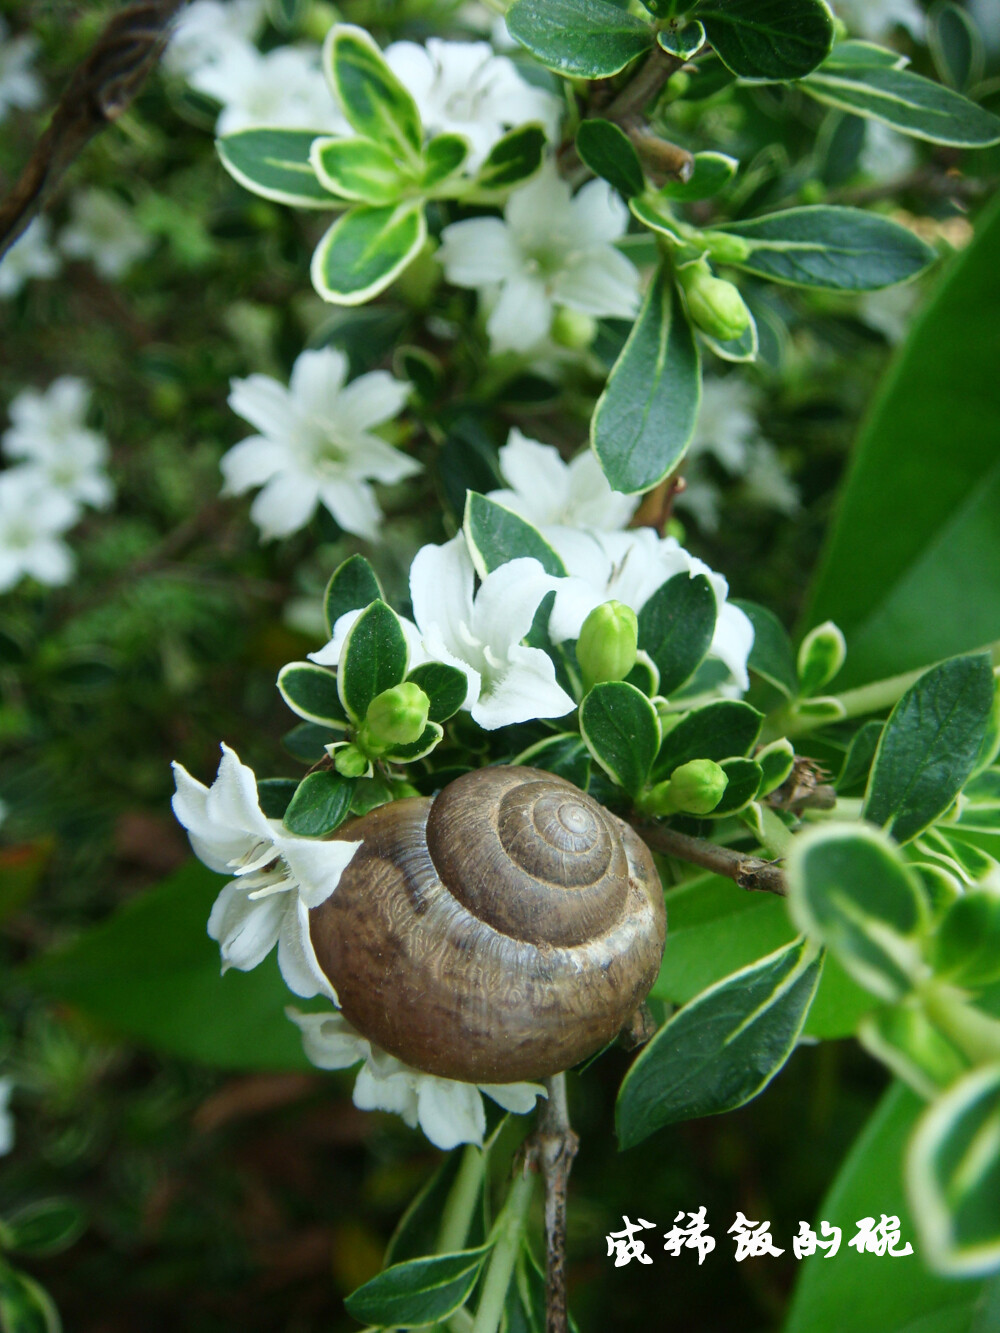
310 135 412 203
628 193 686 245
473 124 546 191
756 738 795 796
786 823 929 1002
576 120 645 198
311 201 426 305
406 662 469 722
863 654 996 844
463 492 566 577
338 600 409 722
423 132 470 188
652 151 738 202
907 1064 1000 1277
324 24 423 165
658 19 705 60
837 720 884 793
711 757 763 814
637 572 717 696
592 265 701 493
802 60 1000 147
277 662 347 728
380 721 445 764
3 1200 86 1257
653 700 763 779
718 206 936 291
823 39 907 70
0 1262 61 1333
580 681 661 796
733 599 798 697
506 0 653 78
798 620 847 696
282 770 353 837
344 1245 491 1326
693 0 834 80
699 309 758 363
933 891 1000 989
324 554 383 636
858 1005 967 1100
929 2 984 93
616 937 823 1148
217 129 340 208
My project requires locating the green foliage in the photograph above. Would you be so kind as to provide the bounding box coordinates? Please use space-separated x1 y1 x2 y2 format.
282 769 353 835
344 1245 491 1326
337 599 409 722
324 553 384 635
575 120 645 198
464 493 566 577
506 0 654 78
580 681 661 795
311 201 427 304
217 128 341 207
277 661 348 727
637 572 717 694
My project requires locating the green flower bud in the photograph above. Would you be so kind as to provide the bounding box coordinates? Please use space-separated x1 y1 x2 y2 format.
642 759 728 816
678 261 751 342
698 232 752 265
551 306 598 350
363 682 430 749
334 743 370 778
577 600 639 691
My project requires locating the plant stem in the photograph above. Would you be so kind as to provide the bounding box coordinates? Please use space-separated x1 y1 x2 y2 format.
471 1171 536 1333
633 819 788 895
437 1145 485 1255
534 1073 578 1333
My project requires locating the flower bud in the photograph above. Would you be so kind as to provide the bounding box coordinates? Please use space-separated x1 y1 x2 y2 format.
678 262 751 342
334 743 370 778
699 232 752 265
642 759 728 816
577 601 639 691
363 682 430 748
551 306 598 350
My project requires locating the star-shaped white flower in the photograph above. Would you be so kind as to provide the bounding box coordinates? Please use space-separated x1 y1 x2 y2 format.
384 38 562 169
409 533 575 729
189 40 347 136
3 378 114 511
288 1008 544 1150
0 17 42 123
0 218 60 299
164 0 267 78
59 189 153 280
0 470 77 593
487 429 639 534
171 744 362 1001
221 347 418 541
547 528 755 694
438 161 641 353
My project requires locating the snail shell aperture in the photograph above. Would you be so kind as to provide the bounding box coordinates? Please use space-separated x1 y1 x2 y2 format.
309 765 666 1084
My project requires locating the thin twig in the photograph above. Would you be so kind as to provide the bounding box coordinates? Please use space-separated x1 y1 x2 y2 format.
526 1073 578 1333
0 0 188 255
633 821 788 896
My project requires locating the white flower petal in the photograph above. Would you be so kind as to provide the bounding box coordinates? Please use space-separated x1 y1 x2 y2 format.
287 1007 370 1069
228 374 293 439
219 435 284 495
480 1081 546 1114
205 744 272 840
288 347 349 416
486 274 552 352
438 217 522 288
471 557 559 656
277 896 339 1000
249 471 320 539
567 177 629 245
353 1062 420 1128
208 881 285 974
336 371 411 433
316 478 383 540
410 534 476 660
551 249 641 319
416 1076 486 1150
278 836 362 910
472 642 575 729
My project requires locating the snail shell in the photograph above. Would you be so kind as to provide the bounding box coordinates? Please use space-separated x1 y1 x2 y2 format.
309 765 665 1084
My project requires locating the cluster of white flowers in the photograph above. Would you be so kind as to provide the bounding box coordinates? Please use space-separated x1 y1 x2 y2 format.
171 745 544 1148
0 378 113 594
0 218 60 300
1 190 151 299
221 347 419 541
0 15 41 124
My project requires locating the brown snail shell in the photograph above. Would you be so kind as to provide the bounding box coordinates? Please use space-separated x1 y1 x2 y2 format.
309 765 666 1085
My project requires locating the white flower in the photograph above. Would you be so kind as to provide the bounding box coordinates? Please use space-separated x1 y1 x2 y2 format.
171 744 362 1000
0 218 60 299
164 0 267 78
487 429 639 533
0 470 77 593
740 441 801 517
288 1008 544 1150
688 377 762 474
384 38 561 169
190 41 347 136
409 533 575 729
438 161 641 353
0 17 42 123
2 377 113 510
547 528 754 694
832 0 924 41
221 347 418 541
0 1077 14 1155
59 189 153 280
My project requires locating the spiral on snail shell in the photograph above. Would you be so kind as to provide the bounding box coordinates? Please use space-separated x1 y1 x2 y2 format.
309 766 666 1085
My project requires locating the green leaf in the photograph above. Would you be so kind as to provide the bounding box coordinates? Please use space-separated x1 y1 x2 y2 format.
575 120 645 198
802 60 1000 147
908 1064 1000 1276
592 265 701 493
311 201 426 305
0 1263 61 1333
513 733 592 789
325 24 423 165
711 757 763 813
654 699 763 778
344 1246 490 1326
324 553 383 636
637 573 717 695
786 823 928 1002
506 0 654 77
217 128 340 208
757 737 795 795
310 135 412 203
406 662 469 722
3 1201 85 1257
694 0 834 80
282 770 353 836
933 891 1000 989
628 193 686 245
474 124 547 191
801 192 1000 688
379 720 445 764
256 777 299 819
657 18 705 60
838 720 885 792
859 1005 968 1099
277 662 348 727
23 862 309 1071
616 937 822 1148
283 721 342 764
338 599 409 722
928 3 984 93
864 654 996 843
719 206 936 291
463 492 566 577
652 151 738 202
699 307 759 363
580 681 661 795
733 599 798 697
423 132 470 187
